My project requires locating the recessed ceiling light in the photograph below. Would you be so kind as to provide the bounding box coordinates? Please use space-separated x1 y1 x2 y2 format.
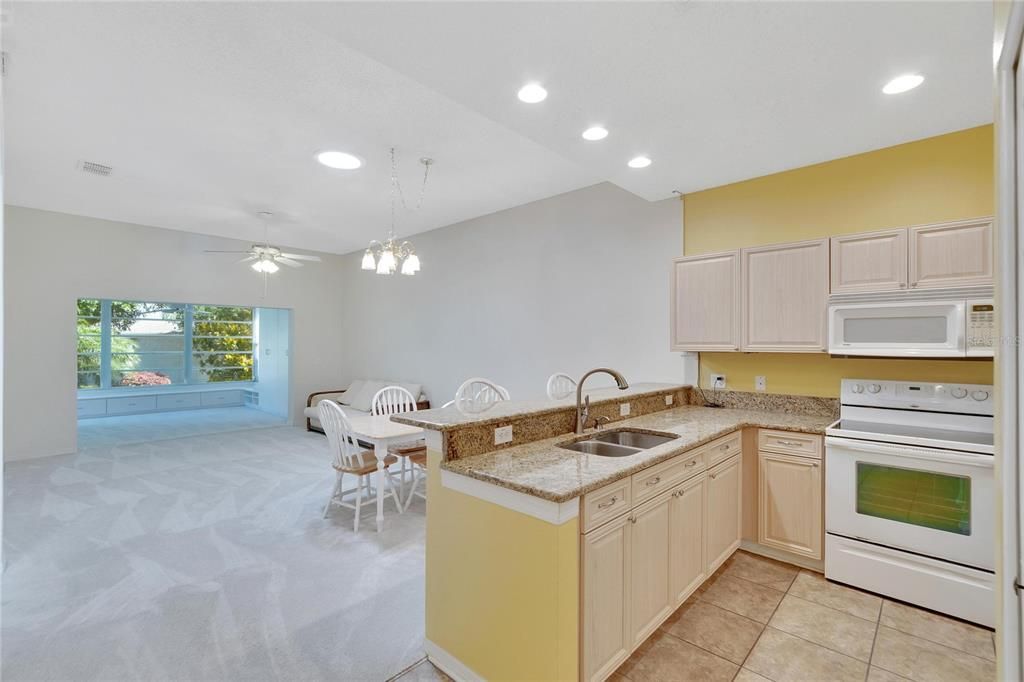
317 151 362 170
582 126 609 141
882 74 924 95
628 156 652 169
517 83 548 103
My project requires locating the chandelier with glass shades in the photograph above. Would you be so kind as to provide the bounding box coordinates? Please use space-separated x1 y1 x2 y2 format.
361 148 433 276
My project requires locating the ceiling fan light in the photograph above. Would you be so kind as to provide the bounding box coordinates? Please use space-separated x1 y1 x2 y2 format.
361 250 376 270
263 260 280 274
376 249 396 274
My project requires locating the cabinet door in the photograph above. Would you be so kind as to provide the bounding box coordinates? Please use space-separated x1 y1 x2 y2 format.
830 228 908 293
671 251 740 351
909 218 993 289
758 451 823 560
629 495 673 647
706 455 742 573
582 514 631 682
741 239 828 352
669 474 706 606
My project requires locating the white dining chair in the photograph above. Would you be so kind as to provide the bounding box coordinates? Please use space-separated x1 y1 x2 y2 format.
546 372 577 400
453 377 510 415
320 399 403 531
372 385 427 510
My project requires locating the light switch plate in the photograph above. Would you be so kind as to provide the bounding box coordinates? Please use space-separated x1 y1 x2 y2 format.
494 425 513 445
755 375 767 392
620 402 631 416
665 394 673 406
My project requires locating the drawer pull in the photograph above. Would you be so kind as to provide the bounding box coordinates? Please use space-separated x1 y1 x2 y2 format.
722 444 731 450
775 439 802 447
685 459 698 468
597 497 618 510
646 476 661 487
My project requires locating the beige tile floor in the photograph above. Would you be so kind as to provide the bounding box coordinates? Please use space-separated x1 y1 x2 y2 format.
615 550 996 682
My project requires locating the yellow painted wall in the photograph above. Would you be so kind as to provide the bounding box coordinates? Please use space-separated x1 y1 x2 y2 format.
683 126 995 397
425 451 579 681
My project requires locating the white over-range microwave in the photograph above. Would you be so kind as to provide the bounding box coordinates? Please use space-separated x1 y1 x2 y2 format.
828 294 995 357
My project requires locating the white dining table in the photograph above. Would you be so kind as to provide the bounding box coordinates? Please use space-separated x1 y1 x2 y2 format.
345 414 425 532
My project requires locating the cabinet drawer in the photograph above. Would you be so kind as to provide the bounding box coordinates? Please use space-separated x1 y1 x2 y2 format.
77 399 107 417
106 396 157 414
582 478 632 533
705 431 741 468
157 393 202 410
201 390 243 407
632 451 705 507
758 429 822 459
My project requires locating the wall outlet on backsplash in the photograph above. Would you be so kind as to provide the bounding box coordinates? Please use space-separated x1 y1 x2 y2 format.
620 402 631 416
710 374 726 389
665 394 674 406
755 375 767 392
494 425 513 445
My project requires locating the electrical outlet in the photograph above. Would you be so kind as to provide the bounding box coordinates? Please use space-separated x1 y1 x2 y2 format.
620 402 631 416
494 425 513 445
755 375 767 392
665 394 674 406
710 374 726 389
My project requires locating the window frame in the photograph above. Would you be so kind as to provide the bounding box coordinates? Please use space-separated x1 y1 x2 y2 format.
77 298 257 391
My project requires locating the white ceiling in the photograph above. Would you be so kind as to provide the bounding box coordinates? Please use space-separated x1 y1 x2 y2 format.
3 2 994 254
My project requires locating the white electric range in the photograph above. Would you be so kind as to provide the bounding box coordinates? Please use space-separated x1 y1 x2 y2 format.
825 379 995 627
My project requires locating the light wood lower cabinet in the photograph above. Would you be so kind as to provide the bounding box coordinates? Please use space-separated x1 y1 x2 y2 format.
582 513 631 682
668 473 706 605
705 454 742 573
758 450 823 560
629 495 673 647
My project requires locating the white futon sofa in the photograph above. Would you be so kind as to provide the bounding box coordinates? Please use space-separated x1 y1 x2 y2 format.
305 379 430 434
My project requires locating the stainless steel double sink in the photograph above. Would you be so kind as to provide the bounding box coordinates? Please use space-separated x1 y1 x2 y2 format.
558 428 678 457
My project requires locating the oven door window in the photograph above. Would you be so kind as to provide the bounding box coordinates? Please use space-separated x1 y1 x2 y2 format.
856 462 971 535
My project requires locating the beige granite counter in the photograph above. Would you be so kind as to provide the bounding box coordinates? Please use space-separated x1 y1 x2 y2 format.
441 405 834 503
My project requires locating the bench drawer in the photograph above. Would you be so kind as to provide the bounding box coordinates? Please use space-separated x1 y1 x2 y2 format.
632 450 705 507
201 390 243 407
582 478 632 533
157 393 202 410
705 431 741 468
77 399 107 417
106 396 157 414
758 429 822 459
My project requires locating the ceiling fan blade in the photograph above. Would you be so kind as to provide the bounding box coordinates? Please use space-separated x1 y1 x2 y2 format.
237 255 258 263
275 257 303 268
279 253 321 262
205 250 252 254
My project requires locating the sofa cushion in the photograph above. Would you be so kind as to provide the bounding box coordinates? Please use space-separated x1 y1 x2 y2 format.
346 380 389 412
396 382 424 403
340 380 366 405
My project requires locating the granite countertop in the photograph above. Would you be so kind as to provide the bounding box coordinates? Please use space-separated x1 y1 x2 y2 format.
392 382 686 432
441 405 835 503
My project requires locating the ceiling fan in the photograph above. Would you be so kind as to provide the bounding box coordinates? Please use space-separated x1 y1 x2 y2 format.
204 212 321 274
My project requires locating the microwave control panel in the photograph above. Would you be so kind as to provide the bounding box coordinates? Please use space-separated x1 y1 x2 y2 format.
967 299 995 356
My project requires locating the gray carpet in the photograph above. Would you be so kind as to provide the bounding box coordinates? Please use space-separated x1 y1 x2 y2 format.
3 425 426 681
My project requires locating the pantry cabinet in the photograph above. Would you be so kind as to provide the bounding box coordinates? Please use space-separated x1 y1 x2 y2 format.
741 239 829 352
705 454 742 573
670 251 740 351
581 513 631 682
830 228 908 294
909 218 994 289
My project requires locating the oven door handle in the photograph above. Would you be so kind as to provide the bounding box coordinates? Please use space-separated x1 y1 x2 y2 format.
825 436 993 468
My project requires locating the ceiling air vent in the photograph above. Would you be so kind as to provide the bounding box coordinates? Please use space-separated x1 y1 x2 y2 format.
79 161 113 177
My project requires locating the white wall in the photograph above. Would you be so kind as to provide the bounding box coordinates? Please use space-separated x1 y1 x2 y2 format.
4 206 347 461
254 307 291 418
338 182 688 405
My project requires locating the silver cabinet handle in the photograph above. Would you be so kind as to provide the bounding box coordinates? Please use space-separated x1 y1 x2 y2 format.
629 515 637 524
776 439 802 447
597 497 617 510
646 476 661 487
710 472 718 480
812 462 820 468
722 444 731 450
685 459 697 468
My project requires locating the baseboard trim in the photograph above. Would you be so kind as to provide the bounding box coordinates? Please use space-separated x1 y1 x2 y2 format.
424 639 485 682
740 540 824 573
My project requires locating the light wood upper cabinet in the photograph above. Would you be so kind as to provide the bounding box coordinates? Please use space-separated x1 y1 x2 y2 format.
909 218 994 289
830 228 909 294
705 454 742 573
758 450 823 560
581 514 631 682
742 239 829 352
629 495 673 648
670 251 740 351
668 474 706 606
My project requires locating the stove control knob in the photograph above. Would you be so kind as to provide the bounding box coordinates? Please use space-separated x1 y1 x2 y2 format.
951 387 968 399
850 384 864 394
972 390 990 401
867 384 881 394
